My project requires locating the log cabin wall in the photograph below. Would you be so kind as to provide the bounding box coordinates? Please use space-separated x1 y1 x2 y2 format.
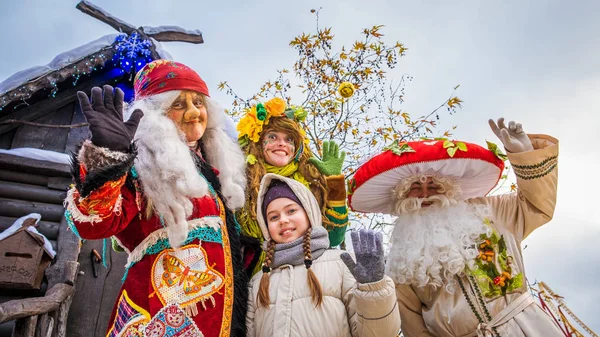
0 73 126 336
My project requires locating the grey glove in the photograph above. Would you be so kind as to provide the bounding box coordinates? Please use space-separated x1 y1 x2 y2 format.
341 229 385 284
488 117 533 153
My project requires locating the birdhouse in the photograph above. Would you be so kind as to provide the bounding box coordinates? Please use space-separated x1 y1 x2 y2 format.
0 217 55 289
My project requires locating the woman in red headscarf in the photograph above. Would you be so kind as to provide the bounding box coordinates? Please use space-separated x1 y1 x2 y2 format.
65 60 249 337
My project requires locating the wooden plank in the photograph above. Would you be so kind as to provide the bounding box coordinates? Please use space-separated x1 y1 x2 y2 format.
11 113 52 152
0 283 73 323
0 128 16 149
35 313 48 337
66 239 126 337
65 102 90 155
0 170 47 187
146 30 204 44
54 294 72 337
12 315 37 337
0 154 70 178
95 247 127 337
0 181 65 205
75 1 136 34
0 73 114 136
0 216 59 241
0 198 64 222
41 103 75 153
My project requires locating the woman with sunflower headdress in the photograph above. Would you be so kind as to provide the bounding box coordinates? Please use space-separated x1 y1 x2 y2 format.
236 98 348 275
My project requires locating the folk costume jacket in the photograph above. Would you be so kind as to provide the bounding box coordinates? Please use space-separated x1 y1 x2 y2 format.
65 141 247 337
396 134 563 337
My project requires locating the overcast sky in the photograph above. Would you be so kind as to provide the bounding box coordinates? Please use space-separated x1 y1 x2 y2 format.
1 0 598 332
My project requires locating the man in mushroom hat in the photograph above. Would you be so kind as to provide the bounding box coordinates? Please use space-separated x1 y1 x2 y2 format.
348 118 562 336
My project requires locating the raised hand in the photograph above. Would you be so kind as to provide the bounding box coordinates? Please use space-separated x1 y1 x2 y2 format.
341 229 385 284
308 140 346 176
77 85 144 152
488 117 533 153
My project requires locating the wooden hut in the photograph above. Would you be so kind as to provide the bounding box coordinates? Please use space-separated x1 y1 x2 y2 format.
0 2 204 336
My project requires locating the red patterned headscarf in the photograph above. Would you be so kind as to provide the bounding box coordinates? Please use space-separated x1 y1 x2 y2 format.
133 60 210 98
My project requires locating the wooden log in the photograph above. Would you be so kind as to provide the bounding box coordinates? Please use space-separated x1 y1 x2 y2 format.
35 313 48 337
12 315 37 337
0 181 66 205
0 154 70 178
0 283 73 323
54 294 72 337
75 1 136 34
0 198 64 223
47 177 72 192
0 216 59 241
43 316 54 337
0 169 48 187
146 29 204 44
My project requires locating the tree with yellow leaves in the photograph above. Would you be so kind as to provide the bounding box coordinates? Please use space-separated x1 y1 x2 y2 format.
220 9 463 231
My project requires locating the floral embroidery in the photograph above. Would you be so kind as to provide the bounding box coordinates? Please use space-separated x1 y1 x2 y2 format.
144 304 203 337
469 219 523 297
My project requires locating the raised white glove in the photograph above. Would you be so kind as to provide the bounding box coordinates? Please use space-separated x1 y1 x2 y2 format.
488 118 534 153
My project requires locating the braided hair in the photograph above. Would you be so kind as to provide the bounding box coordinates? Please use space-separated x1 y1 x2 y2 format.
257 228 323 308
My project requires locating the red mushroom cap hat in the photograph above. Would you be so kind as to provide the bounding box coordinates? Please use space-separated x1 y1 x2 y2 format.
348 139 505 214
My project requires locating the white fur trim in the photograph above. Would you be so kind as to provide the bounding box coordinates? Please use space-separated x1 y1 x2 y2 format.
202 97 247 210
124 216 223 269
78 140 131 171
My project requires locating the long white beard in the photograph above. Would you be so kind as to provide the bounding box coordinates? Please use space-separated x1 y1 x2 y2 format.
386 196 492 293
128 92 209 248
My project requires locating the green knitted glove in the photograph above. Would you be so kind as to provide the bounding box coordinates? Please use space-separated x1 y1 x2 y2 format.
308 140 346 176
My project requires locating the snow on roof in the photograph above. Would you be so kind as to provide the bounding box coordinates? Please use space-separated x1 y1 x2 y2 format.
142 25 202 37
0 34 124 95
0 147 71 165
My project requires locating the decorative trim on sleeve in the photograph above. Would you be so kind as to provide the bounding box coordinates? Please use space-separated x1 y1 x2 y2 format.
65 175 127 222
511 155 557 180
325 208 348 224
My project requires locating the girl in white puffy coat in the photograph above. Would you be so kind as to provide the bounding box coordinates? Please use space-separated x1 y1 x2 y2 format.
246 173 401 337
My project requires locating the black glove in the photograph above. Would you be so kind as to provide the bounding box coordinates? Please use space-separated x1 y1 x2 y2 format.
77 85 143 152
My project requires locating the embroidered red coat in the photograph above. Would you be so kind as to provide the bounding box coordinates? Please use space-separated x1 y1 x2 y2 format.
65 141 247 337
